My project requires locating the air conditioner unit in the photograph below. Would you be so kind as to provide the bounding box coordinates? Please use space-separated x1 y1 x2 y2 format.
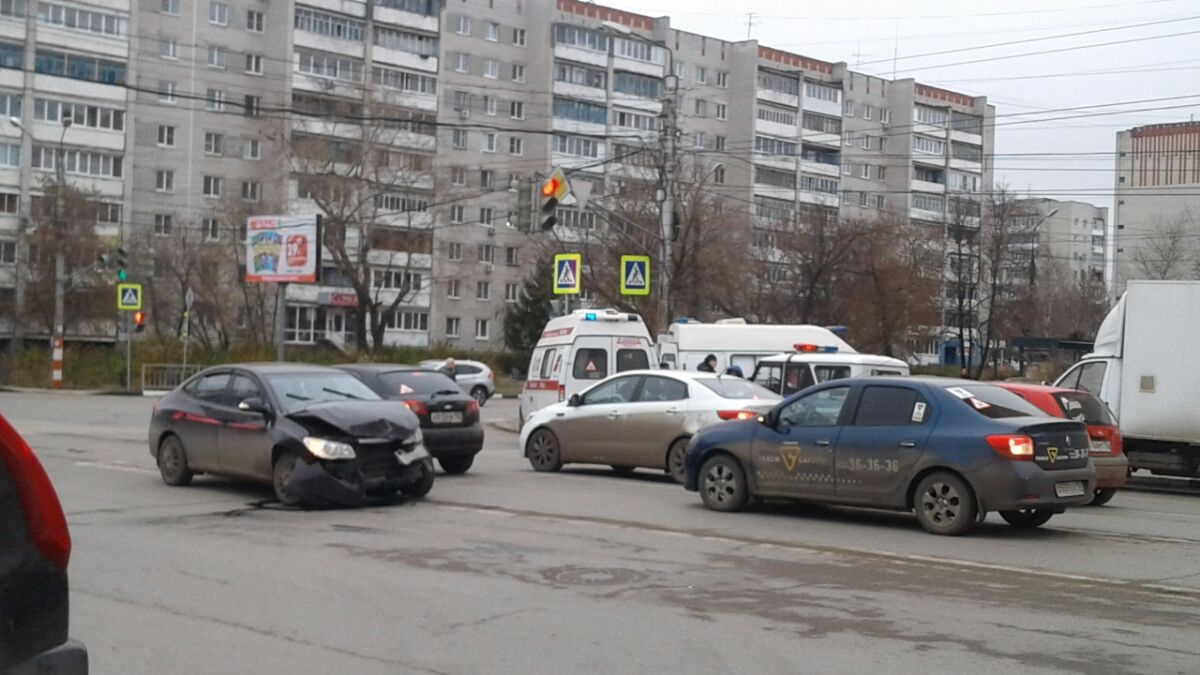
459 109 470 120
486 226 496 237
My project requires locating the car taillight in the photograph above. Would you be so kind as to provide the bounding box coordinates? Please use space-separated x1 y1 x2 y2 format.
1088 425 1121 456
0 415 71 570
986 434 1035 460
405 401 428 416
558 385 566 402
466 400 480 415
717 410 757 421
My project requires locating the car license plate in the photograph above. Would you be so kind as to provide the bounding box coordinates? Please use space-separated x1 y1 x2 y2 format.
1089 439 1110 455
430 411 463 425
1055 481 1085 498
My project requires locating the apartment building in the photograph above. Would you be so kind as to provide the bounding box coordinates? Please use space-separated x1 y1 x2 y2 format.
1113 122 1200 298
0 0 133 340
1012 198 1108 287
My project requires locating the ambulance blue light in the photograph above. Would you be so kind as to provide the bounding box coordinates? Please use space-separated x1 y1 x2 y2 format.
584 312 597 321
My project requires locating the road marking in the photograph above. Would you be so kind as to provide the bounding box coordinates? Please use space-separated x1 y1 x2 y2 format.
74 460 158 475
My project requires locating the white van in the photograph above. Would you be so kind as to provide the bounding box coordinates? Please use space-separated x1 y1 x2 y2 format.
750 345 910 397
657 320 856 374
520 309 655 423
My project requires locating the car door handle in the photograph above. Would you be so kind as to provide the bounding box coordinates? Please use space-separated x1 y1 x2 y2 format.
815 439 831 447
666 408 680 415
899 441 917 448
607 411 622 419
554 412 565 418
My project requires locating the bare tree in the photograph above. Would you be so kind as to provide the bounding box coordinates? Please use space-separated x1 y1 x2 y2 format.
1131 209 1199 281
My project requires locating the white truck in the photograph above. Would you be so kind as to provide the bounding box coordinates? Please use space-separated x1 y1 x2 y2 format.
1055 280 1200 478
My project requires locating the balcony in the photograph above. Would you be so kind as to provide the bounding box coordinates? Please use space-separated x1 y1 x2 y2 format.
800 159 839 178
294 31 366 60
799 191 838 208
911 179 946 194
753 184 796 202
554 43 607 68
552 117 607 138
755 118 798 139
758 89 799 109
553 80 608 104
373 6 438 33
802 96 840 118
800 129 840 147
372 45 438 74
753 153 797 172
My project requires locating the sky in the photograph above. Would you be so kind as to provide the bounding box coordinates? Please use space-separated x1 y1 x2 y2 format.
600 0 1200 213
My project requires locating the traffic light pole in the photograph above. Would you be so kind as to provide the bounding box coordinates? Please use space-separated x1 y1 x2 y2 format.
125 311 132 391
658 54 679 334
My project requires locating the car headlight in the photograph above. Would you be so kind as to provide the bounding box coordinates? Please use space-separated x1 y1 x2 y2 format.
303 437 357 460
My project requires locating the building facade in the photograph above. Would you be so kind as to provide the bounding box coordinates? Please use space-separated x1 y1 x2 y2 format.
1012 198 1108 287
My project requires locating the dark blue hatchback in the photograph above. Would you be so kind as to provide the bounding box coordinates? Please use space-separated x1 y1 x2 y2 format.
683 377 1096 535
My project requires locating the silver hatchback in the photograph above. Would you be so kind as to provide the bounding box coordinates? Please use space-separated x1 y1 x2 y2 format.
421 359 496 406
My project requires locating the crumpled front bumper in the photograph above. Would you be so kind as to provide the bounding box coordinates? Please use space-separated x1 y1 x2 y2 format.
287 444 430 508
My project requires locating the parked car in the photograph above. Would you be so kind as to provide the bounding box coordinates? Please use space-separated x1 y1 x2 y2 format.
683 377 1096 536
0 413 88 673
148 364 434 507
519 370 779 482
339 365 484 474
997 382 1127 506
420 359 496 406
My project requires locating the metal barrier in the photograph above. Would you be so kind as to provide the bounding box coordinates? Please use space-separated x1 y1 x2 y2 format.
141 363 203 394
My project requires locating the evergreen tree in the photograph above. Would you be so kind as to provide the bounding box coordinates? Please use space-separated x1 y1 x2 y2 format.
504 258 555 358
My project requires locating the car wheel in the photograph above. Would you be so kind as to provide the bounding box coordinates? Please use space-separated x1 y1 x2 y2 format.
913 473 977 536
999 509 1055 529
157 435 193 487
666 437 690 484
610 465 635 477
471 386 488 407
1090 488 1117 506
400 459 435 498
698 455 750 512
526 428 562 472
438 455 474 475
272 451 300 507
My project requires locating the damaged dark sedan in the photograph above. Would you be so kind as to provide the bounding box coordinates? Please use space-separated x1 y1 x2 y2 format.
148 364 434 507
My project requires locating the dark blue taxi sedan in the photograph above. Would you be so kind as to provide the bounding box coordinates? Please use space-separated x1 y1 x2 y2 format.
683 377 1096 535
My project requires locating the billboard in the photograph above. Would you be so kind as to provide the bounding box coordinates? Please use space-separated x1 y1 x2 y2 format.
245 215 319 283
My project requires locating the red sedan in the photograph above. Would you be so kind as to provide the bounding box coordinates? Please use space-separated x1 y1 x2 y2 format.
997 382 1127 505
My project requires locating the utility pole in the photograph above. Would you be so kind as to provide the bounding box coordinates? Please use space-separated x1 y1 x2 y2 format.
51 120 72 389
659 66 678 333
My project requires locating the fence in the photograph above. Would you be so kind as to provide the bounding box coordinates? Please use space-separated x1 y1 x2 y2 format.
141 363 203 394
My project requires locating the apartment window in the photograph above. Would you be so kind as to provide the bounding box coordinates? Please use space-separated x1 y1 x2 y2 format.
447 279 461 299
161 0 178 14
802 112 841 135
479 208 494 226
244 95 260 118
451 167 466 186
860 134 872 150
863 104 874 120
454 14 469 35
383 311 429 332
913 193 944 213
860 164 870 179
158 80 176 103
799 174 839 194
483 58 499 79
695 66 707 84
474 318 489 340
480 170 495 189
556 208 595 229
207 45 227 69
371 65 437 94
554 97 606 124
206 89 225 112
912 135 945 155
613 72 659 99
613 109 658 131
755 196 793 222
843 132 854 147
447 241 463 260
715 136 726 152
156 125 175 147
758 69 799 95
616 37 659 63
486 22 499 41
553 134 599 158
804 81 840 102
204 132 223 155
554 23 608 51
0 240 15 263
0 192 18 214
242 181 261 202
877 166 887 181
202 175 222 197
509 137 523 155
505 246 518 266
844 100 856 117
511 63 526 82
159 38 177 59
513 27 526 46
245 53 263 75
483 95 496 116
504 283 519 303
246 9 263 31
482 133 497 153
452 129 467 149
875 195 886 210
454 53 468 73
694 132 706 149
35 100 126 131
755 136 797 157
476 280 491 300
694 99 708 117
758 104 796 126
154 213 173 236
915 105 948 127
445 317 460 338
208 1 228 25
715 103 727 120
881 108 891 124
450 205 465 223
716 71 728 88
555 61 605 89
373 26 439 57
203 218 220 241
294 8 365 42
842 161 852 176
510 101 524 119
156 170 175 192
714 166 726 184
859 191 869 208
755 167 795 189
453 90 470 111
244 138 261 160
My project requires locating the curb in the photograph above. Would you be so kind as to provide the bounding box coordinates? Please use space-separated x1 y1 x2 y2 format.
486 419 521 434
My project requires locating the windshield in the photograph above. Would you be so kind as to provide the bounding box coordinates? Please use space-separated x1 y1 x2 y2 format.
379 370 460 396
1054 391 1116 426
944 384 1046 419
266 372 382 413
699 377 780 401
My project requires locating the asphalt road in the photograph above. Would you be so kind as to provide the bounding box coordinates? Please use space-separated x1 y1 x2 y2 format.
4 391 1199 674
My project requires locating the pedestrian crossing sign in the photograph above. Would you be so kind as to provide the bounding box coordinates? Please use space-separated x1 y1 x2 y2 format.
117 282 143 311
553 253 581 295
620 255 650 296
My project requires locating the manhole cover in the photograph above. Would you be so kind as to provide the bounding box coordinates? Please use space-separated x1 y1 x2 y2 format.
542 566 646 586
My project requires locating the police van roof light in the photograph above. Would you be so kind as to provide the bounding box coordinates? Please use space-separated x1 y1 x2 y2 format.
795 343 838 353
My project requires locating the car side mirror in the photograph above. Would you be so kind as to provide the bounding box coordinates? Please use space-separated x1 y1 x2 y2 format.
238 397 269 415
567 394 581 407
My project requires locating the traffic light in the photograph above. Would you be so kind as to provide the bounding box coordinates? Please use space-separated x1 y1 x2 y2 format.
133 310 146 333
539 168 569 231
115 248 128 281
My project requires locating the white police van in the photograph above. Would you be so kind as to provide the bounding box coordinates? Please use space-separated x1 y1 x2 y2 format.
520 309 655 424
657 319 855 374
750 344 911 397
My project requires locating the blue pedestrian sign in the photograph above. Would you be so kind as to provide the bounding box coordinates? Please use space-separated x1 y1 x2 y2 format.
620 255 650 296
553 253 581 295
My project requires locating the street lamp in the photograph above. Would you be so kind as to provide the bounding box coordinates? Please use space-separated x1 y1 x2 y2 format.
1027 208 1059 286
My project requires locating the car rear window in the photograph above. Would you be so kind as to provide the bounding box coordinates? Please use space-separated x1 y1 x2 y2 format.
380 370 459 396
699 377 780 400
944 384 1046 419
1054 392 1115 426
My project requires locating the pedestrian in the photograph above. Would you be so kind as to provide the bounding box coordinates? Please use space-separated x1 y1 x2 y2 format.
698 354 718 373
724 365 744 378
439 357 457 379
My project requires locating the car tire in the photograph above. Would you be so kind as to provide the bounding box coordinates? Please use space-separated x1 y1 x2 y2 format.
471 386 488 407
666 437 690 484
526 428 562 472
913 472 978 536
1090 488 1117 506
610 465 635 477
272 451 300 507
698 455 750 513
999 509 1055 529
157 435 194 487
400 459 435 498
438 455 474 475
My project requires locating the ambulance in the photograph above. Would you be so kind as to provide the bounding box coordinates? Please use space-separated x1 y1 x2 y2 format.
519 309 655 423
